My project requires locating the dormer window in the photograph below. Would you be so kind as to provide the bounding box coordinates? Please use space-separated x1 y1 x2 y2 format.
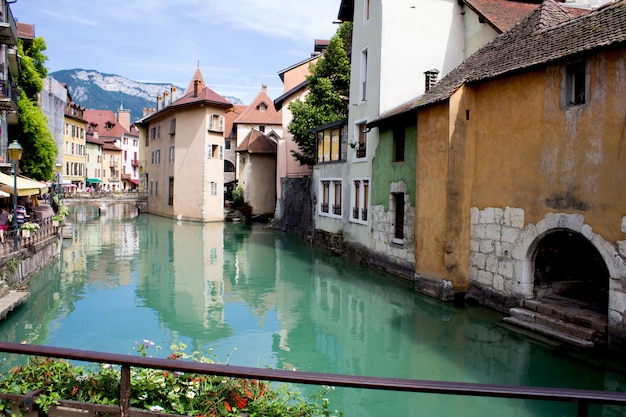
259 103 267 112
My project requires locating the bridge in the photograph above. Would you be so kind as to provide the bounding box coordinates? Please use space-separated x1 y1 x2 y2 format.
60 192 148 213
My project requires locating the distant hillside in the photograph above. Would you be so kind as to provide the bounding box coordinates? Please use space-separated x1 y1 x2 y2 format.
50 69 243 123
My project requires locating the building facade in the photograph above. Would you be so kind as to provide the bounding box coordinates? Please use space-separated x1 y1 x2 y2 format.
136 68 232 222
372 0 626 349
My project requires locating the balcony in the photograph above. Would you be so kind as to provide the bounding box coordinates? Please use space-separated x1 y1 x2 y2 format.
0 4 17 46
0 80 18 112
131 159 139 168
121 173 131 180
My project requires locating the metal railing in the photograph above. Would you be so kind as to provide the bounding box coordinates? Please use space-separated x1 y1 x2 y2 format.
0 216 59 255
0 342 625 417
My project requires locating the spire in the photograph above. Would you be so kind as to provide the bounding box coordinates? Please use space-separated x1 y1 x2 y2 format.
185 67 205 96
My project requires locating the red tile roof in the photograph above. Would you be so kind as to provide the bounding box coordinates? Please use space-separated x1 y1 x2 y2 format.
83 109 135 138
16 23 35 40
464 0 540 33
224 104 248 139
236 129 277 154
234 85 281 125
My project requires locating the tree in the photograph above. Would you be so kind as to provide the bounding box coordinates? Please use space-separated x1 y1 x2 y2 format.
288 22 352 167
9 37 56 181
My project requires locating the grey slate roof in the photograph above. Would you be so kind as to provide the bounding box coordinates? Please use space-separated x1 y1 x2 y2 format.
370 0 626 125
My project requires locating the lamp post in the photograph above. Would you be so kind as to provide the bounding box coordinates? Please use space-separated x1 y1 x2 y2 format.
7 140 22 251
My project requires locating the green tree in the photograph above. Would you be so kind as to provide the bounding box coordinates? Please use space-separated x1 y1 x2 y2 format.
9 37 56 181
288 22 351 167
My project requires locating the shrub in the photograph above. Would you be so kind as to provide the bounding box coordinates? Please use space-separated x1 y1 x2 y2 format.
0 342 341 417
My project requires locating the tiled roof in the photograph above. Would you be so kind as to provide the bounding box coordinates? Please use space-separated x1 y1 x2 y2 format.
83 109 134 138
236 129 277 154
16 23 35 40
234 85 282 125
465 0 539 32
371 0 626 124
224 104 248 139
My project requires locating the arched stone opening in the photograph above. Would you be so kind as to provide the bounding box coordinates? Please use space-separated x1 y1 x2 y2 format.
532 229 609 312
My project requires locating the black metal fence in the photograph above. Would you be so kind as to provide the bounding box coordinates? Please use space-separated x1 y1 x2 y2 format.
0 342 624 417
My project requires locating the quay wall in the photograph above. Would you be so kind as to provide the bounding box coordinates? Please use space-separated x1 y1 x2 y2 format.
0 235 62 289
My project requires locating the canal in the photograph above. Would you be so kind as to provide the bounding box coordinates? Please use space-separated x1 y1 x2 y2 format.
0 204 625 417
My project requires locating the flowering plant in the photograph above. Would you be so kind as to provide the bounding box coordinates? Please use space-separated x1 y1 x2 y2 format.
20 222 40 231
0 341 341 417
56 203 69 217
51 214 65 222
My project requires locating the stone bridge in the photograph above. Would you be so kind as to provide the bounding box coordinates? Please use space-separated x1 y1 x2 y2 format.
61 192 148 213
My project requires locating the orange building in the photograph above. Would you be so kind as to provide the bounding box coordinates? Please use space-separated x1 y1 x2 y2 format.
371 0 626 350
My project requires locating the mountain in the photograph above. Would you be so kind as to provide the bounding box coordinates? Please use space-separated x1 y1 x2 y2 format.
50 69 242 123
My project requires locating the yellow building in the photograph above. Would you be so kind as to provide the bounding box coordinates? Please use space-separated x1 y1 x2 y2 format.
62 91 87 191
371 1 626 350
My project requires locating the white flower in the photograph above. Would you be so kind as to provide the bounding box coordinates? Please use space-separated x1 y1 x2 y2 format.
149 405 164 412
185 391 196 399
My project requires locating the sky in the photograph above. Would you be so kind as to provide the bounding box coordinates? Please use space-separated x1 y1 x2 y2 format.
10 0 341 104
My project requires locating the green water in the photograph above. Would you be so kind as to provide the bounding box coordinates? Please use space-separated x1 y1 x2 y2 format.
0 205 625 417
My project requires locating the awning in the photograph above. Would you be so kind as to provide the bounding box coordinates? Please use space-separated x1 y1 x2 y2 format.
86 178 102 183
130 179 138 184
0 172 48 197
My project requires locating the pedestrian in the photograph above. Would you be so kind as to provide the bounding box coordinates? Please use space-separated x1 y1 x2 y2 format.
0 208 9 243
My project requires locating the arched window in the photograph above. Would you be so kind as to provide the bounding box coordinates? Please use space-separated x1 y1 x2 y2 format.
224 160 235 172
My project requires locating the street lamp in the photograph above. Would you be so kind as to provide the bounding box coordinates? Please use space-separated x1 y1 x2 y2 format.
7 140 22 251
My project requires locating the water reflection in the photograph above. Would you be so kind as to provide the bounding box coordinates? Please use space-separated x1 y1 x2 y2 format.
0 206 625 416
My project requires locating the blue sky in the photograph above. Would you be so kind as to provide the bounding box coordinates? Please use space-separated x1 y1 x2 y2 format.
11 0 340 104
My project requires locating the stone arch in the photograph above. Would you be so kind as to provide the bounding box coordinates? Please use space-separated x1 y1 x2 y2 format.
513 213 626 310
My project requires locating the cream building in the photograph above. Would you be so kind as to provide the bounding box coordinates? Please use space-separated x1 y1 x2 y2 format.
136 68 232 222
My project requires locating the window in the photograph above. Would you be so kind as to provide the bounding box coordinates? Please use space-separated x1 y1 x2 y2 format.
169 145 175 163
393 126 405 162
168 177 174 206
321 181 330 213
393 193 405 242
351 179 369 223
157 125 161 139
150 127 156 141
155 180 158 196
208 144 219 159
259 125 265 132
364 0 370 21
565 61 587 106
319 179 342 218
316 121 347 164
211 182 217 196
208 114 225 132
333 181 342 215
169 118 176 135
225 140 231 150
355 122 368 159
360 48 368 102
224 160 235 172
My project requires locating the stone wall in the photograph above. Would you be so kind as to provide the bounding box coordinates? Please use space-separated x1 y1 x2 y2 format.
467 206 626 350
370 181 415 280
0 234 62 288
272 177 314 238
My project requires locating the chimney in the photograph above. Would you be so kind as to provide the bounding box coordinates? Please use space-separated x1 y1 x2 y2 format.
117 105 131 131
171 86 177 102
262 84 267 92
424 69 439 92
157 95 162 111
193 80 200 97
163 90 169 107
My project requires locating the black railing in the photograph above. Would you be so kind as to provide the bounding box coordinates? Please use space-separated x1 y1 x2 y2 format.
0 342 624 417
